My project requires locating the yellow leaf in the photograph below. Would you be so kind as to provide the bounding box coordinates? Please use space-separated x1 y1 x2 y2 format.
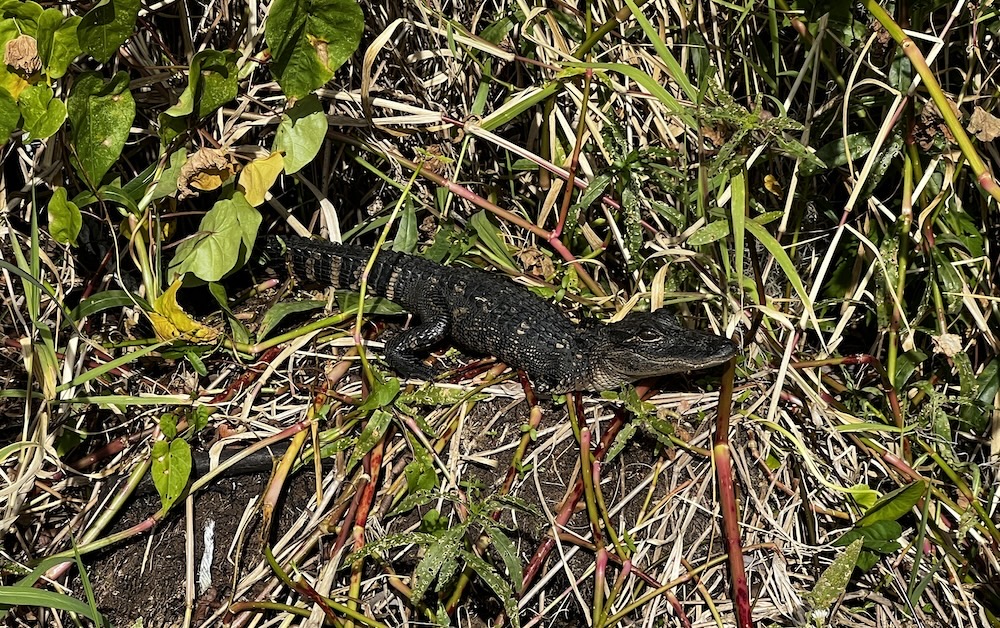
0 70 31 99
147 279 220 343
238 152 284 206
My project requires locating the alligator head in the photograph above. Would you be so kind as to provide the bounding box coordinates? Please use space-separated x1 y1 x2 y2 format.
582 308 737 391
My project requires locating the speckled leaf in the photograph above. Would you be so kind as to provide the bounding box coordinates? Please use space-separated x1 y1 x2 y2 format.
357 378 400 413
621 183 643 270
687 218 730 246
412 527 463 600
67 71 134 187
484 526 523 601
151 438 192 511
273 94 328 173
78 0 139 63
461 550 520 627
804 538 862 610
265 0 364 99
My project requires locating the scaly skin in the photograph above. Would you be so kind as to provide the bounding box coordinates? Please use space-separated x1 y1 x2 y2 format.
264 236 736 393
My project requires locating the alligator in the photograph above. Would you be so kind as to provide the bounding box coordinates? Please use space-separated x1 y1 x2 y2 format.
263 235 736 393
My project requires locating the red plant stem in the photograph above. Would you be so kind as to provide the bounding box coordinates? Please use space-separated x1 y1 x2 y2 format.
713 358 753 628
520 385 652 593
553 69 592 240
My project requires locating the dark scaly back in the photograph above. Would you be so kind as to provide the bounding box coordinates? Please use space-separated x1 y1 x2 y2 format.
266 235 409 295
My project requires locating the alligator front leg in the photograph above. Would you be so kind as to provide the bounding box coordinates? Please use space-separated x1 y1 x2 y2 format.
382 290 452 381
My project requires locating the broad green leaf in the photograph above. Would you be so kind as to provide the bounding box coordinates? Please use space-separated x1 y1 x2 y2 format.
161 49 239 119
18 83 66 140
159 412 178 439
265 0 364 99
257 299 326 340
835 520 903 554
43 15 80 78
168 193 262 282
858 481 926 526
803 539 863 610
0 1 43 21
687 218 730 246
188 405 212 432
158 50 237 145
356 377 401 413
47 187 81 245
273 94 328 173
67 71 135 187
346 408 392 472
801 133 873 177
30 9 81 78
78 0 140 63
32 9 62 72
147 279 219 343
191 49 239 118
0 86 19 145
150 437 192 510
238 151 284 206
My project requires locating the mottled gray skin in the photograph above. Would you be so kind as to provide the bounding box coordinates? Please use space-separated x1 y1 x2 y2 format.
265 236 736 393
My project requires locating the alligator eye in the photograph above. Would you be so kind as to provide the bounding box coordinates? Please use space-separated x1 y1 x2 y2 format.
637 329 660 341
